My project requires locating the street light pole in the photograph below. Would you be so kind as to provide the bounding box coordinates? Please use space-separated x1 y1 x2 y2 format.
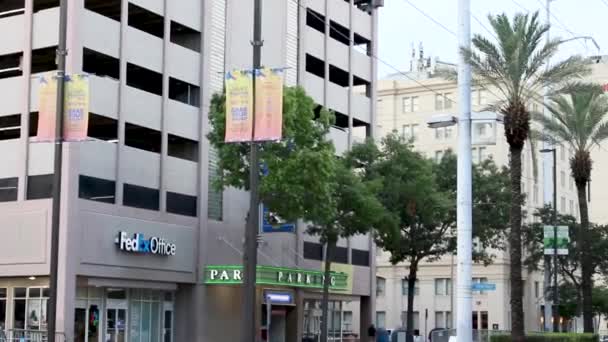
241 0 262 341
47 0 68 341
456 1 473 342
541 148 559 332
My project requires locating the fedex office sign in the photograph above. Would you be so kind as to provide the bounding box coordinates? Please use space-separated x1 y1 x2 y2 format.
115 231 176 256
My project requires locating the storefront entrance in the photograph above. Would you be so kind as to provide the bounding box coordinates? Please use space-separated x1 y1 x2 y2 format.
74 287 174 342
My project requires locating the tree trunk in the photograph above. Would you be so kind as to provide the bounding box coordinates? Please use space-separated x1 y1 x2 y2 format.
320 239 336 342
577 181 594 332
406 261 418 339
509 146 525 342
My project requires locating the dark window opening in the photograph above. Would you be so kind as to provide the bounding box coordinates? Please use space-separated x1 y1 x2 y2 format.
333 111 348 128
27 174 53 200
33 0 59 12
170 21 200 52
354 75 371 98
0 177 18 202
329 20 350 46
352 248 370 266
31 46 57 74
85 0 121 21
329 246 348 264
168 134 198 162
306 8 325 34
166 191 197 217
303 241 323 261
125 122 161 153
0 114 21 140
88 113 118 142
128 3 164 39
329 65 349 87
305 54 325 79
123 183 159 211
83 48 119 80
0 0 24 19
29 112 39 137
78 175 115 203
0 52 23 79
126 63 162 96
354 33 371 55
169 77 200 107
353 0 373 14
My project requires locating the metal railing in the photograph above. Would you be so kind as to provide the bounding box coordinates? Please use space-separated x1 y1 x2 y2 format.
430 329 511 342
0 330 65 342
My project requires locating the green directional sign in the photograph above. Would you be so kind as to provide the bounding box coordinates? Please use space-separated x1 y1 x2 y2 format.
544 225 569 255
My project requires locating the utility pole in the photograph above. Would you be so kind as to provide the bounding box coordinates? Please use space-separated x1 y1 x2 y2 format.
456 1 473 342
552 148 559 333
542 0 556 332
47 0 68 341
241 0 262 341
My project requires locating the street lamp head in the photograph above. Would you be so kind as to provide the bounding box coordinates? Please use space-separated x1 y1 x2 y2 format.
426 114 458 128
540 148 556 153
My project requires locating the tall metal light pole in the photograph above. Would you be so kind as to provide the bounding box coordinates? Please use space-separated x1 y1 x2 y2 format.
542 0 556 331
541 148 559 332
456 0 473 341
47 0 68 341
241 0 263 341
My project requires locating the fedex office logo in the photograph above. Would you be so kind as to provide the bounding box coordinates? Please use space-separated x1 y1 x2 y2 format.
115 231 176 256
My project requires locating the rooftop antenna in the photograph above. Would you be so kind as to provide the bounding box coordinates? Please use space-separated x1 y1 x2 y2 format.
410 42 415 72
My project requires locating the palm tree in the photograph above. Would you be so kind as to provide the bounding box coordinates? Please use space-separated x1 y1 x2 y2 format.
534 84 608 332
461 11 589 340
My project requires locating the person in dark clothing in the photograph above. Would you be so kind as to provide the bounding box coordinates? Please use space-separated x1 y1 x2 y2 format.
368 324 377 341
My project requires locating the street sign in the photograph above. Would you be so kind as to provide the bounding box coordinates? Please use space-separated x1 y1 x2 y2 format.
260 204 295 233
544 225 569 255
471 283 496 291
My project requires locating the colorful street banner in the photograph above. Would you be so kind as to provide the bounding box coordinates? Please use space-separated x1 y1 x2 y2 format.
225 70 253 142
63 74 89 141
36 73 90 142
254 68 284 141
544 225 569 255
36 73 58 142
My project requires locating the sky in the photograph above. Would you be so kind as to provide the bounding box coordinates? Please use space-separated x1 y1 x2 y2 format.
377 0 608 77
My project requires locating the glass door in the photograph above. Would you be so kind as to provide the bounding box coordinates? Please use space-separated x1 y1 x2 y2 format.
106 308 126 342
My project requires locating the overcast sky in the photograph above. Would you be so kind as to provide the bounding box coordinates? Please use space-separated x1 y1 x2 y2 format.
378 0 608 77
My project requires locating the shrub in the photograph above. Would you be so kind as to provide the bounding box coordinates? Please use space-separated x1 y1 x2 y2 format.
489 333 598 342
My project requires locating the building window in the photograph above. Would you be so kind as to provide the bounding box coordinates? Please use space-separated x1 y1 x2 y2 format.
84 0 121 21
533 184 539 204
78 175 116 203
13 287 49 331
303 242 323 261
128 289 170 342
169 77 200 107
560 196 566 213
560 170 566 188
351 249 370 267
560 145 566 161
401 279 419 296
31 46 58 74
88 113 118 142
166 192 197 217
128 3 164 38
34 0 59 12
569 199 574 215
123 183 160 211
376 311 386 329
434 278 452 296
0 114 21 141
0 288 5 330
477 89 487 105
534 281 540 298
435 93 452 110
126 63 163 96
0 1 25 19
27 174 53 200
445 126 453 139
168 134 199 162
343 311 353 333
82 48 120 80
400 311 420 330
0 177 18 202
207 148 223 220
402 96 419 113
376 277 386 297
435 127 443 140
402 124 419 141
569 177 574 191
435 311 452 329
330 246 348 264
125 123 161 154
435 150 445 163
170 21 201 52
0 52 23 79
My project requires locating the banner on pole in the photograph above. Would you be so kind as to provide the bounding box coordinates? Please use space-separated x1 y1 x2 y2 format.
544 225 569 255
225 70 253 143
254 68 283 141
63 74 89 141
36 73 58 142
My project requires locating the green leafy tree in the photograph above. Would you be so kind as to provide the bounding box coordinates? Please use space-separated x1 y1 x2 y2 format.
347 136 510 336
533 84 608 331
207 87 385 342
460 11 589 339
